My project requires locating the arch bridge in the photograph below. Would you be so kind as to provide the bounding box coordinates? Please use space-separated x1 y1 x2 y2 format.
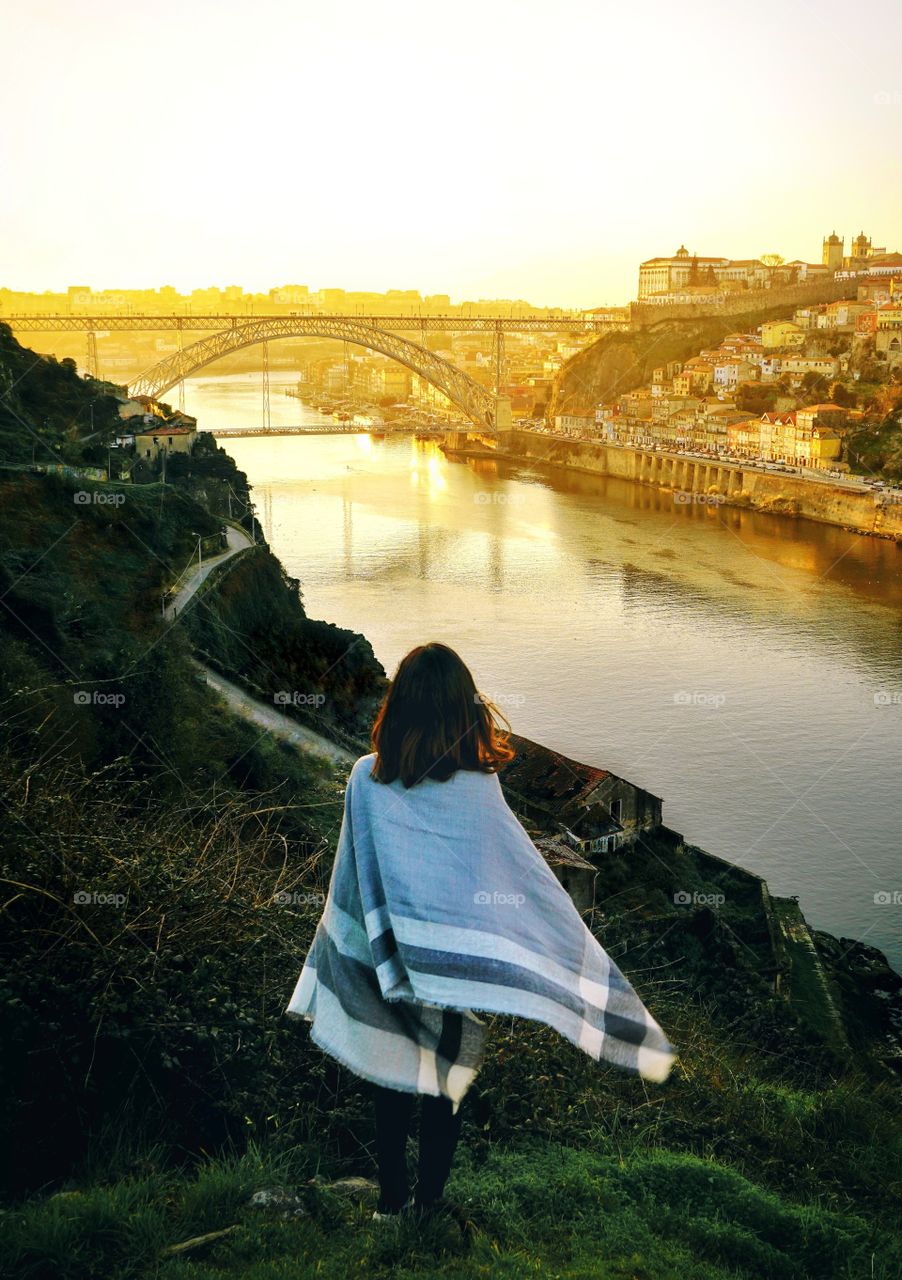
128 316 502 430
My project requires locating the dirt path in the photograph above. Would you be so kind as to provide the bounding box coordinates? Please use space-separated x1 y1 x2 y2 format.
197 664 356 766
162 522 357 767
164 524 253 622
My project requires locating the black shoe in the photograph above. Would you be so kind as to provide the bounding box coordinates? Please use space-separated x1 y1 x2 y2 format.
372 1195 413 1223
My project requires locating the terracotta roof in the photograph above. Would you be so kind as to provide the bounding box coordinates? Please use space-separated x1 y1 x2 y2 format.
135 424 196 436
499 733 613 814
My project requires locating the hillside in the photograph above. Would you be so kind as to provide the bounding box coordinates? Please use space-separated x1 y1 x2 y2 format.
548 303 822 419
1 329 901 1279
2 735 901 1278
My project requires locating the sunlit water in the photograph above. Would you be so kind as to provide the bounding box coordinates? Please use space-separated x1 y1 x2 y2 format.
183 373 902 969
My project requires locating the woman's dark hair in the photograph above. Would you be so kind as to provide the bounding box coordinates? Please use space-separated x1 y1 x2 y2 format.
371 642 515 788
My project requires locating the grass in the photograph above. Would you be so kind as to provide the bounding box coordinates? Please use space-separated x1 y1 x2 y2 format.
2 1138 897 1280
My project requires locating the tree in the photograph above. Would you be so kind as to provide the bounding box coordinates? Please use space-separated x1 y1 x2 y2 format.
736 383 779 414
829 381 855 408
800 372 829 399
760 254 785 268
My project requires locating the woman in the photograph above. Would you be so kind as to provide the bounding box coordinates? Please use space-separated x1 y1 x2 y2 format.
286 642 674 1220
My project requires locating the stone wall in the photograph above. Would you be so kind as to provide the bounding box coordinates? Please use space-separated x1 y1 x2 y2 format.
497 430 902 539
628 277 854 327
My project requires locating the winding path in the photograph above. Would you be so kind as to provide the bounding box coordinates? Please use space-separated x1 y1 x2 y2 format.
163 524 253 621
196 665 355 766
165 521 356 767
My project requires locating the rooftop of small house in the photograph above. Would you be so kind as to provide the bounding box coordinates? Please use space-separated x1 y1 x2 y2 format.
134 424 196 437
500 734 612 809
498 734 659 831
532 836 598 873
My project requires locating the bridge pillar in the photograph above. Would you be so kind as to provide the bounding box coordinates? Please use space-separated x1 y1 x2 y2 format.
493 395 513 431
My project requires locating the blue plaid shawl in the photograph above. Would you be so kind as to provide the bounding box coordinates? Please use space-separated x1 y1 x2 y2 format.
286 754 675 1107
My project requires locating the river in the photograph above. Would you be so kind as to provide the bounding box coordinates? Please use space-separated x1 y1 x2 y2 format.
182 372 902 969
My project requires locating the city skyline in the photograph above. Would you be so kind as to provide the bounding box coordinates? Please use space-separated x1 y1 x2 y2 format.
2 224 897 318
2 0 901 307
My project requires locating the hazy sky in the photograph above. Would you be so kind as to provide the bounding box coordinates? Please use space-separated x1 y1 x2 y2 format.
1 0 900 307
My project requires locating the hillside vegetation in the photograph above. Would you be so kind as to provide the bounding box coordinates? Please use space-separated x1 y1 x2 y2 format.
548 303 847 420
1 329 901 1279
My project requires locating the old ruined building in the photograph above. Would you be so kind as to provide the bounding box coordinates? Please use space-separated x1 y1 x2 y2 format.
500 734 663 908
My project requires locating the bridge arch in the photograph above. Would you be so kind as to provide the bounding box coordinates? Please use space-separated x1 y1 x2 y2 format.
129 316 497 429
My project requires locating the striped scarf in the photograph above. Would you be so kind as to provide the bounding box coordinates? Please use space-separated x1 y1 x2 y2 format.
286 754 675 1108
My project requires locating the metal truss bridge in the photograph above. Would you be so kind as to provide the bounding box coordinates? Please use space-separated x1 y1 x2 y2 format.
6 313 616 334
5 312 623 431
124 316 505 429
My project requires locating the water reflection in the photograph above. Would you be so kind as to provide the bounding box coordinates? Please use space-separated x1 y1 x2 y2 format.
182 374 902 969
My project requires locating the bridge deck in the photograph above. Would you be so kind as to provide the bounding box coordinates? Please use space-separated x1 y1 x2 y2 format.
5 313 619 333
207 425 445 438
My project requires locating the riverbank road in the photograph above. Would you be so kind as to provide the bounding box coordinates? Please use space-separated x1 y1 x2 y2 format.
163 524 253 621
537 432 895 496
196 663 356 767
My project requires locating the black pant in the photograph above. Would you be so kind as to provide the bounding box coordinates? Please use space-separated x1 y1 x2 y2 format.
372 1083 464 1212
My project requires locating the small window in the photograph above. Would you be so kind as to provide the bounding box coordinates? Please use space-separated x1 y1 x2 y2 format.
610 799 622 823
